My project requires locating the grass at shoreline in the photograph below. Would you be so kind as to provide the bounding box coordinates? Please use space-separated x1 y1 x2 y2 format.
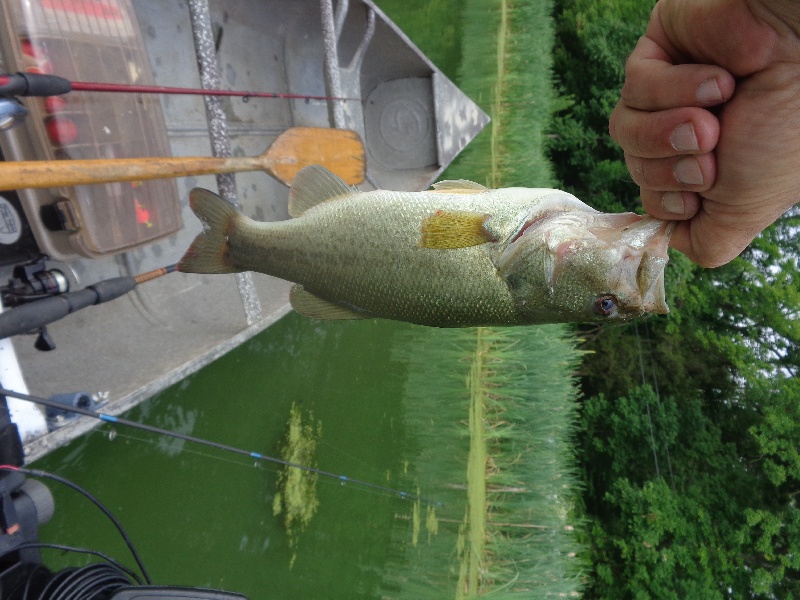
457 330 489 598
389 324 585 598
377 0 585 597
449 0 556 189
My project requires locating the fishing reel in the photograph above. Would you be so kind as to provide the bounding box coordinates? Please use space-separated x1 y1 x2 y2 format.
1 257 69 307
0 98 27 131
0 257 69 351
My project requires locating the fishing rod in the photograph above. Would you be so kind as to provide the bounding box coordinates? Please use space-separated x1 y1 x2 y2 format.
0 387 442 506
0 72 361 103
0 263 176 350
71 80 362 103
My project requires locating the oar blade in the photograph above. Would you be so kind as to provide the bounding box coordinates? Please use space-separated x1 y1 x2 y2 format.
263 127 365 186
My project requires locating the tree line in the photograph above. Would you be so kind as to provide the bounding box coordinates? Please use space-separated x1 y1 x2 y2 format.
549 0 800 597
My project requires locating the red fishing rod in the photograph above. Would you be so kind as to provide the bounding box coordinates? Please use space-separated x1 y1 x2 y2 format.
71 80 360 102
0 71 359 102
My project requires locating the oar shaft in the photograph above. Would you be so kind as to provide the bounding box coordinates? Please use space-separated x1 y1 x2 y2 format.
0 127 365 189
0 155 263 190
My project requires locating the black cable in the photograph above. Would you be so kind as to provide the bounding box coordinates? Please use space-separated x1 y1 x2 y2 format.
0 466 151 584
33 568 70 600
41 563 130 600
21 563 49 600
6 542 143 584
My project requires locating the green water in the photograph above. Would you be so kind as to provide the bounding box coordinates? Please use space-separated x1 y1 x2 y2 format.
33 314 469 598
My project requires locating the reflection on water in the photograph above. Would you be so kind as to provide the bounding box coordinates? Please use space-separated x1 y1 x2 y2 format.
410 493 439 547
272 402 322 568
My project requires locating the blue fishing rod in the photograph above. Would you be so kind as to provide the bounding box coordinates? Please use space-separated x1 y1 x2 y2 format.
0 387 441 506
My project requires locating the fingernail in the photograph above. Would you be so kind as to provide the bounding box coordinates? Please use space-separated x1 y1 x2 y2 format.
696 77 723 104
662 191 685 214
670 122 699 152
674 157 703 186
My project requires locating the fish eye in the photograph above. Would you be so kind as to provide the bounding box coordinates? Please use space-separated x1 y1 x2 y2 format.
594 294 618 317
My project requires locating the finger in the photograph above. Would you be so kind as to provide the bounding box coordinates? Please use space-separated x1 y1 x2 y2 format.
639 188 701 221
669 219 750 269
670 191 793 268
621 35 735 111
625 153 716 192
609 103 720 159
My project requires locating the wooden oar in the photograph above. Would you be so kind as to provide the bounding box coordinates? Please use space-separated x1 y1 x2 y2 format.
0 127 364 190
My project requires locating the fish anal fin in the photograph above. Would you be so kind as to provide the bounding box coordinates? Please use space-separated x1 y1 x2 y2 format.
290 285 370 320
288 165 358 217
430 179 489 194
419 210 494 249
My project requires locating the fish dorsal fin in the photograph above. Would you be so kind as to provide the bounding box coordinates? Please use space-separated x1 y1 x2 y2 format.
419 210 494 249
430 179 489 194
290 285 370 320
288 165 358 217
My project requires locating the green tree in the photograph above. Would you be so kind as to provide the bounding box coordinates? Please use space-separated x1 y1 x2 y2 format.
577 385 800 598
550 0 800 597
549 0 654 214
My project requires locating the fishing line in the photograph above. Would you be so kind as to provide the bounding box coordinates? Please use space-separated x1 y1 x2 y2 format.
633 320 664 484
316 438 398 481
100 410 427 507
642 322 676 489
97 427 260 471
0 387 442 507
99 417 414 502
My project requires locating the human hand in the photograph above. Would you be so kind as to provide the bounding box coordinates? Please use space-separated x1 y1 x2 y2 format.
609 0 800 267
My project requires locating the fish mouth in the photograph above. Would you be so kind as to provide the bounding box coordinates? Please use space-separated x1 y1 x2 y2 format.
611 217 676 315
498 210 675 317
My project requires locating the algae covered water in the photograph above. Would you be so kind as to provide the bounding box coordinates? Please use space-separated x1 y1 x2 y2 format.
31 311 583 598
33 314 441 598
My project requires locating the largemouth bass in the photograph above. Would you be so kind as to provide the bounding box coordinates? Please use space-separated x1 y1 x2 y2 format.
178 165 674 327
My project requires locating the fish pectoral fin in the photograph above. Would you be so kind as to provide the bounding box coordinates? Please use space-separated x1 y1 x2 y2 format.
288 165 358 217
419 210 494 249
290 285 370 320
430 179 489 194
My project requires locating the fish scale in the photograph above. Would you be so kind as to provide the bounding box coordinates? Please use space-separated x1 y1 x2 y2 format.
236 191 521 325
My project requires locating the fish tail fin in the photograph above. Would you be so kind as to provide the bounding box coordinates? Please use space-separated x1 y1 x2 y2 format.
178 188 245 274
